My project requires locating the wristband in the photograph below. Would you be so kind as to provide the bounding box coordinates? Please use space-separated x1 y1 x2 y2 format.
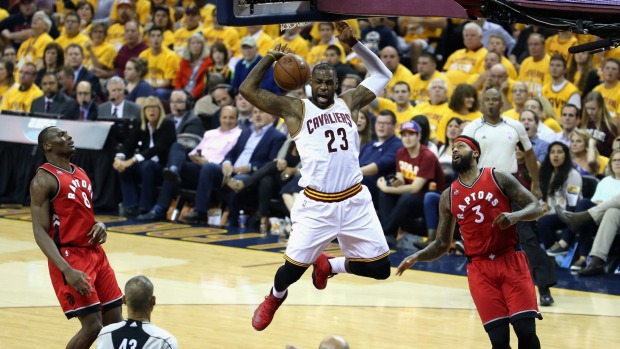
266 53 277 61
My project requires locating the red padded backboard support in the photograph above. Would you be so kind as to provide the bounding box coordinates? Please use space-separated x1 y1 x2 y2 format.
316 0 474 19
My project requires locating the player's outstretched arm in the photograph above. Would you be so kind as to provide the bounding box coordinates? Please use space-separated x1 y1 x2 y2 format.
335 21 392 120
239 42 301 123
30 170 93 295
396 189 454 275
492 169 545 229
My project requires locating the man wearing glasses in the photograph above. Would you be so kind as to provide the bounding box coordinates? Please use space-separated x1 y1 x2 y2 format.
0 62 42 112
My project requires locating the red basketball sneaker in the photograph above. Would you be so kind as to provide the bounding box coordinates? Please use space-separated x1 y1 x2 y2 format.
312 252 335 290
252 289 287 331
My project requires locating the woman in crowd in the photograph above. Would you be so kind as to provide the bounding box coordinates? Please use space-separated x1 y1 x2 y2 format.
113 96 176 216
76 1 94 34
175 33 213 100
357 107 373 148
582 91 618 157
566 51 599 97
537 142 583 256
35 43 64 86
438 83 481 143
84 22 117 76
125 57 155 106
0 59 15 106
524 96 560 142
571 129 600 176
206 42 233 86
412 114 438 156
515 142 533 189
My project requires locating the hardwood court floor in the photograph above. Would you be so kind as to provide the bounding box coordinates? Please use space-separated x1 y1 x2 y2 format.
1 216 619 349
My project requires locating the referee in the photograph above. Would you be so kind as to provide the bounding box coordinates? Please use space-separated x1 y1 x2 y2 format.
95 276 178 349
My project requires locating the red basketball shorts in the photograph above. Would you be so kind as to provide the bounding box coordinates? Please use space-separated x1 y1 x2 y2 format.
467 250 542 331
49 245 122 319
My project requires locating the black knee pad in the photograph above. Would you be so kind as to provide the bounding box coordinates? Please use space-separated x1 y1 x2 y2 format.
348 256 391 280
512 318 540 349
274 261 308 292
486 323 510 349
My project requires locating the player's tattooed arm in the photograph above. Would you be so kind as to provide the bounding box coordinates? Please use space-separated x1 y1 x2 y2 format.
494 169 545 223
417 189 455 262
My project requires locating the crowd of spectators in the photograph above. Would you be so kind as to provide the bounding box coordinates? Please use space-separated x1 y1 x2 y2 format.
2 1 620 283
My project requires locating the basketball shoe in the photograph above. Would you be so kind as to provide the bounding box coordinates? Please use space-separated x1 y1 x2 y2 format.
312 252 336 290
252 289 287 331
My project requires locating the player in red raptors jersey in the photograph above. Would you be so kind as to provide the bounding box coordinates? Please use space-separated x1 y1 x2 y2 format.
241 21 393 331
30 126 123 349
397 135 546 349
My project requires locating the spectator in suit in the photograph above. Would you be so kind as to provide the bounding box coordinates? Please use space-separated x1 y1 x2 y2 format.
234 93 255 131
65 43 103 101
30 72 79 119
57 65 76 99
0 62 42 112
137 105 242 221
76 80 98 121
166 90 204 137
97 76 141 119
208 83 236 130
183 107 286 224
113 96 177 216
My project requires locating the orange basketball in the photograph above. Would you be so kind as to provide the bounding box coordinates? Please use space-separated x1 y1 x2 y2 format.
273 54 311 91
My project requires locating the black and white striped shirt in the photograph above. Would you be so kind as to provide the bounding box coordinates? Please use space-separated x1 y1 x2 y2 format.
95 319 178 349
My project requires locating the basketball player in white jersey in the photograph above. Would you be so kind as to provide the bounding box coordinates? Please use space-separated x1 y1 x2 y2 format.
240 21 393 331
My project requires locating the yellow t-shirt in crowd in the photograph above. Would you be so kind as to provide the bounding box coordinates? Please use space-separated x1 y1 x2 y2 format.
274 34 309 58
17 33 54 67
411 101 451 140
502 108 520 121
443 47 488 86
436 110 482 143
0 83 17 106
545 34 578 62
307 42 346 67
173 26 202 56
374 97 416 135
106 23 127 52
84 42 117 70
473 55 518 80
593 82 620 119
0 8 9 22
109 0 149 24
542 81 581 119
139 47 180 87
410 70 451 105
0 84 43 112
254 32 275 57
518 54 551 96
310 20 360 42
386 64 415 98
202 26 241 58
55 32 90 51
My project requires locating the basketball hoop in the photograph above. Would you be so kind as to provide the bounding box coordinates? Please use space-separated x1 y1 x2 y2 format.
280 22 310 31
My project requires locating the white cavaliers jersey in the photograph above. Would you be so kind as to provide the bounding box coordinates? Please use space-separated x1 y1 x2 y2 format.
96 320 178 349
294 98 362 193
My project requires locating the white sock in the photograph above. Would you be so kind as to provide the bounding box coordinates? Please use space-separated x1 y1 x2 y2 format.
328 257 347 274
272 286 287 298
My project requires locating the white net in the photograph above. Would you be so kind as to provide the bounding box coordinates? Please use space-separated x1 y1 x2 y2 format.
280 22 311 31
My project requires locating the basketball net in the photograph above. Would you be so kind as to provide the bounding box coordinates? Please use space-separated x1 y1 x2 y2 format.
280 22 310 32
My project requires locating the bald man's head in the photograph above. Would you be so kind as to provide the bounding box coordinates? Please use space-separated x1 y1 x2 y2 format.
124 275 154 313
318 335 349 349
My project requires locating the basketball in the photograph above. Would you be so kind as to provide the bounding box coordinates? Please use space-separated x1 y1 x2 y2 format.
273 54 311 91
